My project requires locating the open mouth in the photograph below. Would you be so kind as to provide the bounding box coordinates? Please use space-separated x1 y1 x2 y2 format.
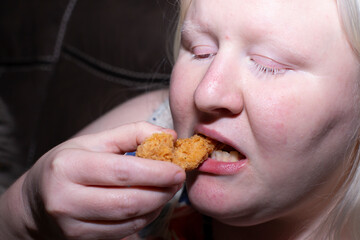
203 136 247 163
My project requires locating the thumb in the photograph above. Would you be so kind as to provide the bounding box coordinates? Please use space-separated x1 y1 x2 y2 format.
71 121 176 154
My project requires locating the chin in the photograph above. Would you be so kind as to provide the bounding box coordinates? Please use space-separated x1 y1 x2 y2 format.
189 195 272 227
186 177 245 221
186 173 278 227
189 193 278 228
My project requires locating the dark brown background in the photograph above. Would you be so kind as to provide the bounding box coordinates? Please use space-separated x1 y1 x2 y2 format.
0 0 177 172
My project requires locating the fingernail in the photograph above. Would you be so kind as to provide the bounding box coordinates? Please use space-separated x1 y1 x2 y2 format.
174 171 185 184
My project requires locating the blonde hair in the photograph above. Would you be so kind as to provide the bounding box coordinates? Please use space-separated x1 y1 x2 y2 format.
314 1 360 239
338 0 360 58
172 0 192 61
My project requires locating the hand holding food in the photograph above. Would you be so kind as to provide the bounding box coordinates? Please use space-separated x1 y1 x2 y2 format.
13 122 185 240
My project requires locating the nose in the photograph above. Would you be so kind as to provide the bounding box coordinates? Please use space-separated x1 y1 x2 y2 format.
194 56 244 116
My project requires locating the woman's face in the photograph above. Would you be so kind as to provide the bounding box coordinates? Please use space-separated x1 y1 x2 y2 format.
170 0 360 226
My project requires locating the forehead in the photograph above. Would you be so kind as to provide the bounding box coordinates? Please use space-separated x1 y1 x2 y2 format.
183 0 343 63
184 0 339 33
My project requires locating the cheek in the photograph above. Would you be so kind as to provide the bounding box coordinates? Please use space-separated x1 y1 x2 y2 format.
248 92 300 148
248 78 358 164
248 86 336 157
170 64 187 107
170 61 199 134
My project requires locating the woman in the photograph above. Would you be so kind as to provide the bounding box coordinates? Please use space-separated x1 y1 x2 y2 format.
1 0 360 239
169 0 360 238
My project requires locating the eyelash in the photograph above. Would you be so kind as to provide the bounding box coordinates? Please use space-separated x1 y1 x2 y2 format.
192 53 217 60
252 61 287 76
190 50 288 76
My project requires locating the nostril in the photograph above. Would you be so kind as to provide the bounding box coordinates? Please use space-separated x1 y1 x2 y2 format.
197 104 242 118
197 109 237 124
194 85 244 116
216 108 240 116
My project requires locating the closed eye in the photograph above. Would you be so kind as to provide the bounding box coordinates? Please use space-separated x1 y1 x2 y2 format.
191 45 217 61
251 55 290 76
253 61 287 75
193 52 217 60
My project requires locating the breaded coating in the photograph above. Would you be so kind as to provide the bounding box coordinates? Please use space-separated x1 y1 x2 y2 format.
136 133 174 162
173 135 216 170
136 132 217 170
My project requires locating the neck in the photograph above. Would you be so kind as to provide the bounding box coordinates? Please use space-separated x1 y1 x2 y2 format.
211 159 352 240
212 219 312 240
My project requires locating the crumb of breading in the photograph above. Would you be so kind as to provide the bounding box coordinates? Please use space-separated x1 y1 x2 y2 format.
136 132 217 170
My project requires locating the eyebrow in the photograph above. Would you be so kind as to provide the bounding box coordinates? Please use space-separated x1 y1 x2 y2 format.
180 20 218 48
181 20 310 67
263 38 310 67
181 20 211 37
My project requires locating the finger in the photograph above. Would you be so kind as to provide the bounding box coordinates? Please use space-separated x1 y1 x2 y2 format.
66 185 180 221
59 209 162 240
72 121 177 154
59 149 185 187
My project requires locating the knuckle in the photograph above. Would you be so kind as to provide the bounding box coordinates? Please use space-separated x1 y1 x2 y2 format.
113 161 131 183
133 120 150 128
64 224 83 239
124 205 141 219
116 196 141 218
49 148 73 173
45 196 69 219
48 148 84 182
129 218 148 233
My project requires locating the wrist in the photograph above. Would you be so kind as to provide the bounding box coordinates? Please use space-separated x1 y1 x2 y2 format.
0 173 36 240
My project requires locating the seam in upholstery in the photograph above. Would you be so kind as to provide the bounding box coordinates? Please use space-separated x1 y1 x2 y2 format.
25 0 78 165
0 0 78 65
62 44 170 84
0 64 53 72
0 57 54 65
62 51 168 89
63 44 170 81
52 0 78 62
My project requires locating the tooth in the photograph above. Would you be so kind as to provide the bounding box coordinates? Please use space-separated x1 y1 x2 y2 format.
211 150 240 162
230 151 239 162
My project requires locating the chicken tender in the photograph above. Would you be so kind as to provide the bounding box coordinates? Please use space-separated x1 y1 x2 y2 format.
136 132 217 170
136 132 174 162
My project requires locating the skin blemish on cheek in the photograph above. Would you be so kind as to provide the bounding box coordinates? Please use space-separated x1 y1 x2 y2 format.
269 122 288 145
253 95 294 147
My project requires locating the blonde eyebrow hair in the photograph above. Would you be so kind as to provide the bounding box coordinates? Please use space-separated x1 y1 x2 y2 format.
178 20 201 46
181 20 205 34
180 20 214 43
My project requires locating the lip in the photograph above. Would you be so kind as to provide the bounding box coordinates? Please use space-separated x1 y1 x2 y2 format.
198 158 248 175
195 125 248 175
195 125 243 153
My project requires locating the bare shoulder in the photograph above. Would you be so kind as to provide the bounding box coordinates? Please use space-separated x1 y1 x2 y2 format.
75 88 169 136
